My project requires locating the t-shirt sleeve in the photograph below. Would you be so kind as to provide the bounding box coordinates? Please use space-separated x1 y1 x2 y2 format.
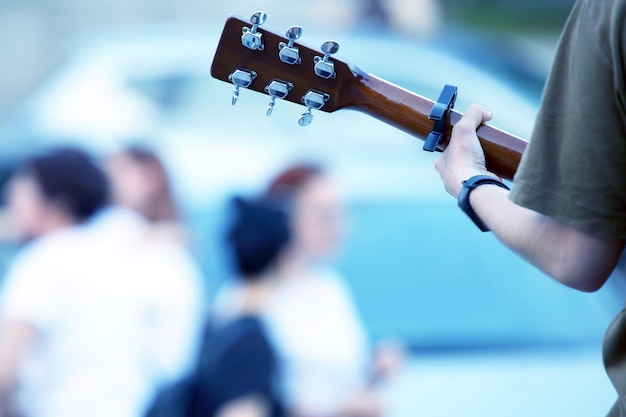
509 0 626 238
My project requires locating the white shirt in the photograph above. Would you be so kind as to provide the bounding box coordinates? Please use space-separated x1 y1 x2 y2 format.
214 268 369 414
0 208 205 417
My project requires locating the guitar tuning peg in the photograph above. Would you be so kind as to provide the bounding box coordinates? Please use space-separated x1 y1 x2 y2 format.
299 110 314 127
241 11 267 51
278 26 303 65
264 79 293 116
228 68 257 105
314 41 339 79
298 90 330 126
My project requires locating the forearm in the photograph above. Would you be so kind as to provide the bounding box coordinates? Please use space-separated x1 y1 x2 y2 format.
0 344 19 398
0 368 16 417
215 397 268 417
0 320 38 409
469 184 624 291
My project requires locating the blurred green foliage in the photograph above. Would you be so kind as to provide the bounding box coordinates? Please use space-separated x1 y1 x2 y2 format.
442 0 574 33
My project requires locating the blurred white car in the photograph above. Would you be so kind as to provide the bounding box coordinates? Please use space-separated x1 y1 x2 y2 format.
1 23 621 417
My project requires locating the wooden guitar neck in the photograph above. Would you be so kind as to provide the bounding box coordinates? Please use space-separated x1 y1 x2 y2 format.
344 68 527 181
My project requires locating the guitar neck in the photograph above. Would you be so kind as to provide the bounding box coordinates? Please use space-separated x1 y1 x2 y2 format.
345 68 528 181
210 14 528 181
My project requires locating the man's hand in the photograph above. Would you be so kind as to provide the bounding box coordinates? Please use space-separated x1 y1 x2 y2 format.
434 104 497 198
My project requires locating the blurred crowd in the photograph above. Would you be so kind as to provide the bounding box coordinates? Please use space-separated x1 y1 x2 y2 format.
0 144 404 417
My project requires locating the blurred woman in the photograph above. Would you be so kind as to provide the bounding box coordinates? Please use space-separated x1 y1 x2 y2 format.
0 147 204 417
216 164 401 417
146 196 289 417
106 145 186 243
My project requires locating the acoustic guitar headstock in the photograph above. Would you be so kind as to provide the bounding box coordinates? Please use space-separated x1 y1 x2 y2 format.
210 12 358 126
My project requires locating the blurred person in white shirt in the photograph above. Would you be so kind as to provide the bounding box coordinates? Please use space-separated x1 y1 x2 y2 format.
0 147 204 417
215 164 403 417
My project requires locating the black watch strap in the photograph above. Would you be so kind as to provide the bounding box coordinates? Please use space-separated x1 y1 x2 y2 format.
457 175 510 232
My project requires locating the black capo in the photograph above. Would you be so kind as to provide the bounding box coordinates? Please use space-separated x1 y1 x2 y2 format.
423 84 458 152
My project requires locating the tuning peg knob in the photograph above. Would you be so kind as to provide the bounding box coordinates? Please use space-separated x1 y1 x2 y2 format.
314 41 339 79
321 40 340 56
298 112 314 127
286 26 302 44
241 11 267 51
250 11 267 26
279 26 303 65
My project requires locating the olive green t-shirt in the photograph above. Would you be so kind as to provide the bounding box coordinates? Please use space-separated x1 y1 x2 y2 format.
510 0 626 237
508 0 626 415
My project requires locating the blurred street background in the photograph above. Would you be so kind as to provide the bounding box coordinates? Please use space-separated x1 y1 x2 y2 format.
0 0 572 122
2 1 624 417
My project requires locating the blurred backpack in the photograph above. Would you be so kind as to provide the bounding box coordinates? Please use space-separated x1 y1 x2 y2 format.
144 316 284 417
144 376 195 417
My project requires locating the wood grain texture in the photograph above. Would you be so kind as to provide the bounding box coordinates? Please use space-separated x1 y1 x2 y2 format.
340 69 527 180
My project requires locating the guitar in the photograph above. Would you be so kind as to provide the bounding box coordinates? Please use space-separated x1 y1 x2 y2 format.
210 12 528 181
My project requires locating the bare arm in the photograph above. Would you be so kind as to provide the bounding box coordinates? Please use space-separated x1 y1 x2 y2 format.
215 396 269 417
292 389 384 417
0 320 37 416
467 185 623 291
435 105 624 292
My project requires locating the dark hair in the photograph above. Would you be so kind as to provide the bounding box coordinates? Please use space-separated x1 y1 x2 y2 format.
262 163 324 204
227 197 290 280
17 147 109 222
117 145 179 222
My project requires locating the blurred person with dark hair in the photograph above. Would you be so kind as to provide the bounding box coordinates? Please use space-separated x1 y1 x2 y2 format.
106 144 186 244
215 164 402 417
6 148 109 238
146 196 287 417
0 147 204 417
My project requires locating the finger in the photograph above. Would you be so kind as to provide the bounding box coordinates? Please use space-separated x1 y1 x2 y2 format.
467 104 492 123
476 105 493 123
457 104 491 130
452 104 491 138
434 153 444 174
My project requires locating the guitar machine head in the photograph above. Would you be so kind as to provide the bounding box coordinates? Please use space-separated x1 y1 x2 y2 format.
211 11 354 127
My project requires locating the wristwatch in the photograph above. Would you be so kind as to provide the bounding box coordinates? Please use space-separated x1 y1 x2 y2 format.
457 175 510 232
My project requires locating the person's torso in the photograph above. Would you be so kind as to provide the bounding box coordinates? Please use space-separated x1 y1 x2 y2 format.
13 210 203 417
